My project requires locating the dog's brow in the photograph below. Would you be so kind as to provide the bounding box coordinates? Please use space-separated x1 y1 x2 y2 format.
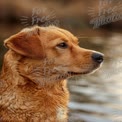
54 28 78 44
60 38 68 42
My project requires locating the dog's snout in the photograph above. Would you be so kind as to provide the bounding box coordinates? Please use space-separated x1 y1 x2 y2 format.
92 53 104 63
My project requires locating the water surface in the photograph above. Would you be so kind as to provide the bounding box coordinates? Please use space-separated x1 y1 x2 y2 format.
68 34 122 122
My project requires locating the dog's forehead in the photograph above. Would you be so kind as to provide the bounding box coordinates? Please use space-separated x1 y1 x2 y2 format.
21 26 78 44
44 26 78 44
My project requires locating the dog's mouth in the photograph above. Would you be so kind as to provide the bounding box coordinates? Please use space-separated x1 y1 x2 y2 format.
67 71 90 76
67 64 100 76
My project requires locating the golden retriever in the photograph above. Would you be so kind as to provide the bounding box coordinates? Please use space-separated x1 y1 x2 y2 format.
0 26 103 122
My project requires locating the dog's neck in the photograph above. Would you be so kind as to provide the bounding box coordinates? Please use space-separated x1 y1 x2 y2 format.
0 50 24 87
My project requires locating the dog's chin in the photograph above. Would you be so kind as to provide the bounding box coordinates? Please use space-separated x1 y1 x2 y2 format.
67 71 90 76
67 64 102 77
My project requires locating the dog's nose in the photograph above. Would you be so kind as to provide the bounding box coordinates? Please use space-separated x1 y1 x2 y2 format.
92 53 104 63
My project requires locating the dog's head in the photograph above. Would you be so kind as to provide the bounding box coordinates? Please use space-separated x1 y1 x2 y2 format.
4 26 104 85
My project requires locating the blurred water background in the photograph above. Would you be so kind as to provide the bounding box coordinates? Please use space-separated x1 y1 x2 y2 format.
0 0 122 122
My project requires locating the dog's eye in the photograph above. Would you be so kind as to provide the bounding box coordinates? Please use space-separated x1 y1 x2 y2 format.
57 42 68 49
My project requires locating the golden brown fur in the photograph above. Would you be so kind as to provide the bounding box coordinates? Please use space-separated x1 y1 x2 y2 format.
0 26 103 122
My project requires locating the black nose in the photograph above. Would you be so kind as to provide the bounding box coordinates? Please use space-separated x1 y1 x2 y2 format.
92 53 104 63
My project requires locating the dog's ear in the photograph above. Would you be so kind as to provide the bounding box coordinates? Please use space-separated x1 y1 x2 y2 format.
4 27 45 59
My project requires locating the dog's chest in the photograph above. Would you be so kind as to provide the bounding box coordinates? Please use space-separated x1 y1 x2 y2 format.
0 88 68 121
57 107 67 121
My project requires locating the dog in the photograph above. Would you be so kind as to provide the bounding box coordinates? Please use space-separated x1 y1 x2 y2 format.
0 26 104 122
